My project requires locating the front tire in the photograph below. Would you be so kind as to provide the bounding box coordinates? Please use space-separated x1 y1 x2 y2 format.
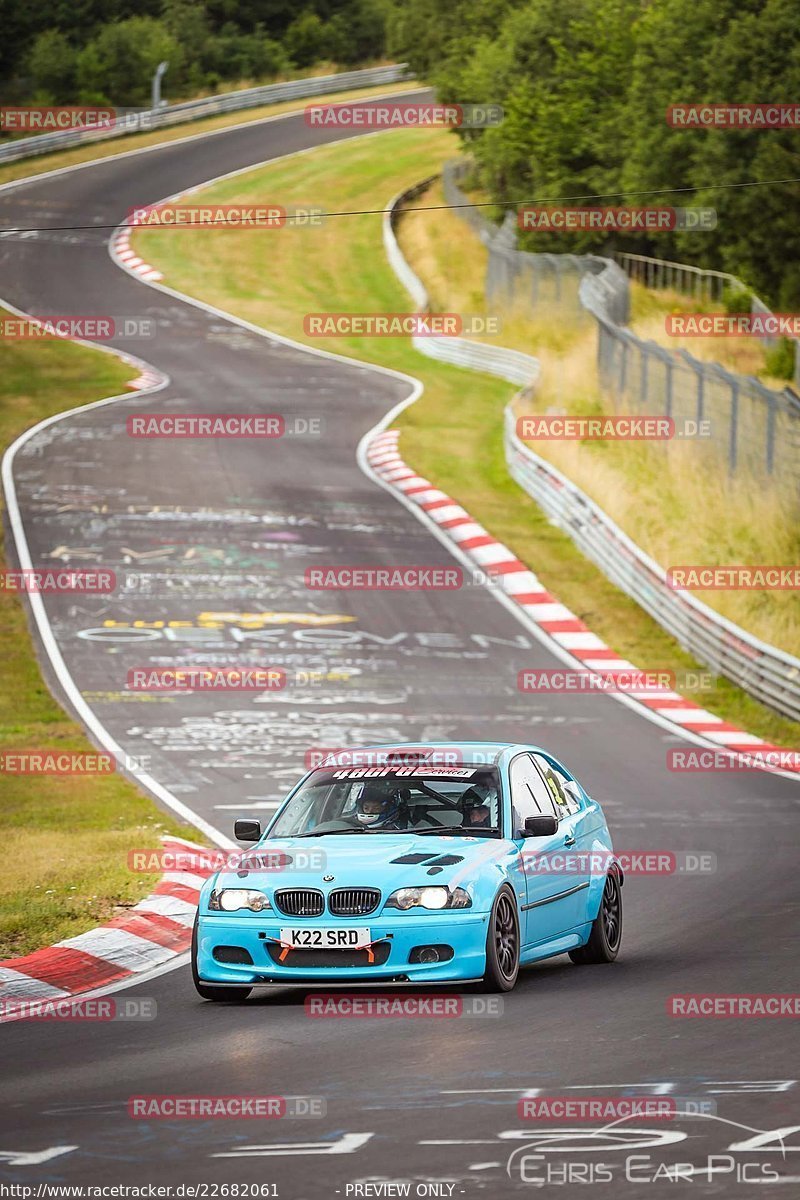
191 916 252 1002
483 886 520 992
569 869 622 965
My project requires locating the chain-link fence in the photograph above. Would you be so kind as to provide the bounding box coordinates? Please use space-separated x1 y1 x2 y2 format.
615 251 800 388
388 174 800 722
442 161 800 491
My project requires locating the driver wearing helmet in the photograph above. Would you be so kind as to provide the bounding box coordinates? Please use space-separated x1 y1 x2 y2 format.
355 780 409 830
461 777 496 829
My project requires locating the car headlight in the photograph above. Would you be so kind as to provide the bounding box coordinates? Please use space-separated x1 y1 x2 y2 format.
385 886 471 911
208 888 271 913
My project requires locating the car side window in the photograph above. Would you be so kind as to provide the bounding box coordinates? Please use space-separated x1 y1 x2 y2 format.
509 754 558 834
532 753 579 816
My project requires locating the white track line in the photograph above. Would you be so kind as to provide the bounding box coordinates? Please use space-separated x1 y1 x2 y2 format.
2 96 797 1005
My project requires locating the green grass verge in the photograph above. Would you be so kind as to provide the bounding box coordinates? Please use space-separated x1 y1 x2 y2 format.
0 330 197 957
133 126 799 750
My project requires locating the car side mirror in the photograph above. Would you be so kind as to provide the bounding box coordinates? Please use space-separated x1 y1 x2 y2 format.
524 814 558 837
234 819 261 842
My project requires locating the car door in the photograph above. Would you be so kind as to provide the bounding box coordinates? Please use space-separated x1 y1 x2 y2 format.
530 751 593 929
509 753 582 947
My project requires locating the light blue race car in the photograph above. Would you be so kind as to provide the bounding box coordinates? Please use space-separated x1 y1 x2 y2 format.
192 742 623 999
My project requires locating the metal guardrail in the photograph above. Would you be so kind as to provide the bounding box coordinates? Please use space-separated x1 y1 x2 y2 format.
615 251 800 388
443 161 800 488
384 179 540 388
505 416 800 723
386 174 800 722
0 64 414 165
614 251 741 303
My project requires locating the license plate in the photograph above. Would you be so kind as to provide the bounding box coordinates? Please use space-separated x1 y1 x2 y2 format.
280 926 371 950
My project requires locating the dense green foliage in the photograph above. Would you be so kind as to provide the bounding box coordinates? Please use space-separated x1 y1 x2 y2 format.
4 0 797 304
388 0 800 307
1 0 391 108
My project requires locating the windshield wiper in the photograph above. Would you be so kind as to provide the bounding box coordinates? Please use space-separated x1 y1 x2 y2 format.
414 825 488 836
287 827 369 838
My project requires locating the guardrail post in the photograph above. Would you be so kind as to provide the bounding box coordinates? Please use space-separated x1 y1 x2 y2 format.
697 364 704 428
151 61 169 112
729 380 739 474
766 390 776 475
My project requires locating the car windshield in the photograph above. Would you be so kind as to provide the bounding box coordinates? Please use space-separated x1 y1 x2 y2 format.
268 765 502 838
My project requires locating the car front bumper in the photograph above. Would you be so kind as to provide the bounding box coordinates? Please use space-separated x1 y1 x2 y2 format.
195 911 490 985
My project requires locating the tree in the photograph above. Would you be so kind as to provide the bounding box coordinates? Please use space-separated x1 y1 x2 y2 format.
25 29 76 103
686 0 800 306
76 17 179 107
284 10 328 68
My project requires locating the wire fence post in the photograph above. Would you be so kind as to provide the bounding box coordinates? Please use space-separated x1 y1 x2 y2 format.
729 380 739 474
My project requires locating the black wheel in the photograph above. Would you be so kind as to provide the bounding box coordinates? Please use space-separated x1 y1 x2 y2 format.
191 916 252 1002
569 870 622 965
483 886 521 992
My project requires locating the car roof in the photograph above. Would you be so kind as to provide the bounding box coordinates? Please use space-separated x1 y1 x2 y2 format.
318 741 546 766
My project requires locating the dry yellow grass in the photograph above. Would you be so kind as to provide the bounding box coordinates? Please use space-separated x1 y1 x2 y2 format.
629 285 788 387
399 179 799 657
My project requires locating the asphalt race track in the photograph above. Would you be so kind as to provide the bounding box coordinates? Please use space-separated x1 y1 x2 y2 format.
0 91 798 1196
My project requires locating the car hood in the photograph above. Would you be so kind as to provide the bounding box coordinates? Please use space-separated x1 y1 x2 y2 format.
214 833 511 893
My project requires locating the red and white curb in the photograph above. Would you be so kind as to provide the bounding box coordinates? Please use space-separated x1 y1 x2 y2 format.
111 223 163 283
127 364 165 390
0 836 211 1004
366 428 798 771
107 225 166 390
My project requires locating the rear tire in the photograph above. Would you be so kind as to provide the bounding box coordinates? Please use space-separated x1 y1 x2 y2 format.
483 886 520 992
569 869 622 965
191 916 252 1002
